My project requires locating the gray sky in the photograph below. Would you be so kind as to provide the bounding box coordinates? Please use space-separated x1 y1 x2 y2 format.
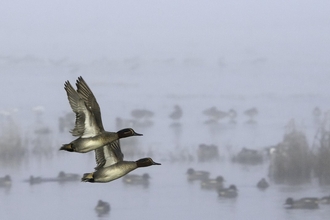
1 0 329 62
1 0 330 98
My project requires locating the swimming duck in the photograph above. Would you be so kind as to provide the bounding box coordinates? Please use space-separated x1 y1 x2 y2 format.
169 105 183 120
186 168 210 181
81 140 161 183
257 178 269 189
122 173 150 185
284 197 319 209
26 176 43 185
131 109 154 119
57 171 80 182
319 195 330 204
244 107 258 119
313 107 322 117
218 185 238 198
203 107 228 121
0 175 12 187
244 107 258 124
60 76 142 153
201 176 224 190
95 200 110 217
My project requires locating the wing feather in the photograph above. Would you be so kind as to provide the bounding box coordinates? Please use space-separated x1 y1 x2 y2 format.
64 80 101 137
94 140 124 170
76 76 105 131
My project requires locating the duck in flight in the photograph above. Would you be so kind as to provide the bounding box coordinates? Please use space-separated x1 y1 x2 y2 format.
60 76 142 153
82 140 161 183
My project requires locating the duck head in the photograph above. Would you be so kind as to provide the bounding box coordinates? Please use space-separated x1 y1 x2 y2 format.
186 168 195 175
118 128 143 138
285 198 294 205
136 158 161 167
229 185 237 191
216 176 224 183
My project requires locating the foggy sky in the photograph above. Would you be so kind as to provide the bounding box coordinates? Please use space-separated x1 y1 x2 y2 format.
1 0 330 99
1 0 329 63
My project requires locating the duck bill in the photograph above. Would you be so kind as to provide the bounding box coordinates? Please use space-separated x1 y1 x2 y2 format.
153 161 161 165
135 132 143 136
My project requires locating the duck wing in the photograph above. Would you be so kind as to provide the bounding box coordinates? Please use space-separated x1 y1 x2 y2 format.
64 80 101 137
75 76 105 131
94 140 124 170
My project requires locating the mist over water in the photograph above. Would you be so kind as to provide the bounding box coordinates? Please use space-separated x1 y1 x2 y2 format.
1 1 330 219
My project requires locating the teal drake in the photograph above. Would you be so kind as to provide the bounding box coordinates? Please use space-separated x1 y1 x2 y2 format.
201 176 224 190
95 200 110 217
218 185 238 198
257 178 269 189
0 175 12 187
122 173 150 185
186 168 210 181
60 76 142 153
81 140 161 183
284 197 319 209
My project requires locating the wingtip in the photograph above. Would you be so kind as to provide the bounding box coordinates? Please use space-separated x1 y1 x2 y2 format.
76 76 85 84
64 80 70 89
81 173 94 182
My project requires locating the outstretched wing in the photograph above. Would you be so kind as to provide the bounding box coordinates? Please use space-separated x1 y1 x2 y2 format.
75 76 105 131
64 80 101 137
94 140 124 170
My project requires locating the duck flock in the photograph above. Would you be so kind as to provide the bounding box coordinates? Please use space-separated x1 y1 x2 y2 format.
60 77 160 183
185 166 330 210
1 76 330 218
182 116 330 211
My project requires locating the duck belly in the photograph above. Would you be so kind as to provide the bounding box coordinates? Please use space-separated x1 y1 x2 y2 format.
94 164 135 183
74 135 116 153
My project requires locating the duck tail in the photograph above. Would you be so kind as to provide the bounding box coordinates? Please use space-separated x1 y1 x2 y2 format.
59 144 74 152
81 173 94 182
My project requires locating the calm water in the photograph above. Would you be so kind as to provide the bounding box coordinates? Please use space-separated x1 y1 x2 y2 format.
1 66 330 220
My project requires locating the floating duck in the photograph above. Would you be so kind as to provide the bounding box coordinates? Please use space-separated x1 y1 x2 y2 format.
284 197 319 209
218 185 238 198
